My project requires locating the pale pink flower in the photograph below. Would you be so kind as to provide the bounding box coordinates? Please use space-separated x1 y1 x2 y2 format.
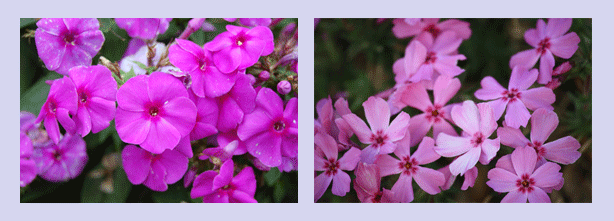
438 165 478 191
353 162 395 203
341 96 410 163
509 18 580 84
392 18 471 40
435 101 500 175
375 136 445 203
475 66 556 128
486 146 563 203
497 108 581 165
314 133 361 202
394 75 460 146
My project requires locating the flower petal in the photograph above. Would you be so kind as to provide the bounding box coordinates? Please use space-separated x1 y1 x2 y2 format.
504 101 531 129
498 126 530 148
509 49 540 70
121 145 152 185
530 108 558 143
435 133 472 157
314 173 333 202
542 136 581 165
363 97 391 133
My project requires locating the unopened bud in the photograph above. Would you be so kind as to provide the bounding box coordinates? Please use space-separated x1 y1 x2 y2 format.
277 80 292 95
553 61 573 76
259 71 270 81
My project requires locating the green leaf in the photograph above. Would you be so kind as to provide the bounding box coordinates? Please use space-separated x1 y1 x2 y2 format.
151 184 191 203
105 167 131 203
20 72 59 115
98 18 115 33
115 67 136 87
273 182 285 203
81 159 131 203
83 123 114 148
264 167 281 186
20 18 38 29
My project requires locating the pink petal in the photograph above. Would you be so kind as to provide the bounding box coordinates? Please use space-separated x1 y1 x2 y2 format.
353 163 380 196
433 75 460 106
374 154 402 177
414 166 445 194
527 187 551 203
509 49 540 70
477 102 497 136
341 114 373 144
404 40 428 75
158 149 189 184
479 138 500 165
504 101 531 129
413 137 440 165
542 136 581 164
545 18 572 38
392 18 421 38
391 174 414 203
386 111 411 142
409 63 434 82
461 167 478 190
524 28 540 48
435 133 472 157
141 117 182 154
314 133 338 161
475 76 506 101
497 126 530 148
360 144 381 164
451 101 480 134
449 147 481 176
501 189 528 203
549 32 580 59
520 87 555 111
485 99 508 121
116 75 148 111
115 109 151 145
122 145 152 184
245 131 282 167
432 56 465 77
487 167 519 192
538 50 555 84
437 19 471 39
431 31 463 55
509 67 538 91
314 173 333 202
530 108 558 143
213 159 234 190
363 97 391 133
338 147 361 171
432 120 457 141
398 82 431 112
531 162 563 188
393 133 411 158
331 171 351 196
511 147 537 176
407 113 432 147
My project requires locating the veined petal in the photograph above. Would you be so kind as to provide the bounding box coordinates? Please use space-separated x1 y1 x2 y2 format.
542 136 581 165
530 108 558 143
414 166 445 194
435 133 472 157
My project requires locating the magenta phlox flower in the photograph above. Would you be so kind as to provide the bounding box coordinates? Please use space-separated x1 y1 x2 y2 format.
188 90 218 141
392 18 471 40
438 164 478 191
279 156 298 172
237 88 297 167
191 159 257 203
21 111 50 147
204 25 274 73
115 72 197 154
218 130 248 155
394 31 466 84
435 101 500 175
169 38 240 98
69 65 117 137
200 140 239 165
394 75 460 146
216 74 256 132
35 18 105 75
235 18 272 27
375 136 445 203
20 132 37 187
122 144 188 192
32 133 87 182
353 162 395 203
36 76 78 144
475 66 556 128
486 146 563 203
509 18 580 84
497 108 581 165
314 133 361 201
341 96 410 163
115 18 172 40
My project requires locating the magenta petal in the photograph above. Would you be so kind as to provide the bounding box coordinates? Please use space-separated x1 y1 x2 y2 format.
530 108 558 143
331 171 351 196
435 133 471 157
509 49 540 69
143 160 168 191
116 75 149 111
498 126 530 148
148 72 189 103
520 87 555 111
232 166 257 196
363 97 391 133
204 31 235 51
169 39 202 72
237 110 272 141
247 26 274 55
504 101 531 129
538 50 556 84
190 171 217 198
375 154 402 177
121 145 152 185
231 74 257 113
255 88 283 119
204 67 237 98
158 149 189 184
20 159 37 187
245 131 282 167
213 160 234 190
76 106 92 136
511 147 537 176
87 97 116 133
549 32 580 59
43 114 61 144
213 47 241 74
56 108 76 134
509 67 538 91
141 117 182 154
161 97 197 136
115 109 151 145
202 192 230 203
314 173 333 202
449 147 481 176
238 39 265 69
542 136 581 164
527 187 551 203
217 97 243 132
231 191 257 203
487 168 519 192
338 147 361 171
391 174 414 203
175 136 193 158
414 166 445 194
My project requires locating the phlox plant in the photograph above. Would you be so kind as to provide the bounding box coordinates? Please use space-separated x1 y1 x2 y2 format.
20 18 298 203
314 18 591 203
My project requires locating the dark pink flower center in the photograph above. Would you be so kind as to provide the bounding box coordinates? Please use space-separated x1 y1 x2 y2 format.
372 191 383 203
399 156 419 175
537 38 551 55
516 174 535 193
199 59 207 71
53 149 62 161
63 32 77 45
235 33 247 46
471 133 484 147
371 130 388 147
149 106 160 117
527 141 546 159
425 105 444 123
79 91 88 104
324 158 340 176
273 121 286 132
423 24 441 38
48 101 57 113
425 51 437 64
501 88 521 102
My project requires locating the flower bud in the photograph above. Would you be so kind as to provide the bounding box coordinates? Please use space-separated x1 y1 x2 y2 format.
259 71 270 81
277 80 292 94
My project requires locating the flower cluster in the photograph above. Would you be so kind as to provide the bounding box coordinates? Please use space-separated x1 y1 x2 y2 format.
21 18 298 203
314 18 586 203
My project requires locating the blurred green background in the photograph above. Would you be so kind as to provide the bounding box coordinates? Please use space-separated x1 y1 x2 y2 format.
20 18 298 203
314 18 591 203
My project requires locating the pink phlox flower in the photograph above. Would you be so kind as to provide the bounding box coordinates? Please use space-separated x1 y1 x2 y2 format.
509 18 580 84
341 96 410 163
35 18 105 75
315 97 355 150
545 61 573 89
204 25 274 73
169 39 240 98
69 65 117 137
314 133 361 202
475 66 556 128
238 18 272 27
375 136 445 203
187 90 218 141
237 88 297 167
215 74 256 133
115 72 197 154
393 31 466 85
486 146 563 203
435 100 500 175
20 132 37 187
191 159 257 203
200 140 239 165
438 164 478 191
497 108 581 165
394 75 461 146
353 162 395 203
392 18 471 40
32 133 88 182
115 18 172 40
36 76 78 144
332 98 357 150
122 144 188 192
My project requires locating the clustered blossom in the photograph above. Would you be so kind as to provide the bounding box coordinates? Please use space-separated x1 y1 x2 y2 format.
23 18 298 203
315 18 584 203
